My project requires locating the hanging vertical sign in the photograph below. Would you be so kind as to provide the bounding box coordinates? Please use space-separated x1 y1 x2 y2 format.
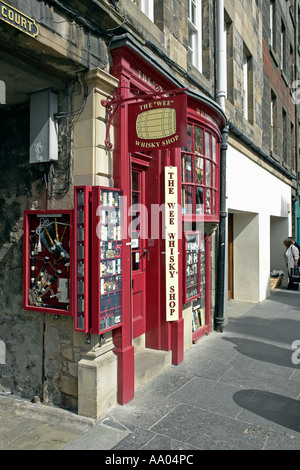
165 166 179 322
128 93 187 152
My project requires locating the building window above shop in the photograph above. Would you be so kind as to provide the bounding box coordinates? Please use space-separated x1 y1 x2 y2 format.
188 0 202 72
181 123 219 218
131 0 154 21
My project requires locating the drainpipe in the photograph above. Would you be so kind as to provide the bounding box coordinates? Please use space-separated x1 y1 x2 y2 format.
215 0 228 332
215 126 229 332
216 0 226 113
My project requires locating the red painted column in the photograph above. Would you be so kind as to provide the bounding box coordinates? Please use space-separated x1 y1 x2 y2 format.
111 54 135 405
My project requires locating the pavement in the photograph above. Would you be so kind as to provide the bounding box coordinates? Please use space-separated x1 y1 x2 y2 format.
0 285 300 452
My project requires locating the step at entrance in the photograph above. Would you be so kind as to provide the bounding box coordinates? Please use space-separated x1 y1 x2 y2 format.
134 347 172 391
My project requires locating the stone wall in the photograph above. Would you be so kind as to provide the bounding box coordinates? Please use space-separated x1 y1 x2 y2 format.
0 103 44 398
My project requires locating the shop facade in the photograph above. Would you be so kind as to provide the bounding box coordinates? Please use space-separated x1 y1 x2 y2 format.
73 35 226 413
0 1 229 419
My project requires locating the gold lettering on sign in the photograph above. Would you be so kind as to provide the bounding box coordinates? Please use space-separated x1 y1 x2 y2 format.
0 1 38 38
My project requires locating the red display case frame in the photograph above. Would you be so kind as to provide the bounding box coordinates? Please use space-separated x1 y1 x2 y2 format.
74 186 92 333
23 209 74 316
91 186 123 335
183 231 201 304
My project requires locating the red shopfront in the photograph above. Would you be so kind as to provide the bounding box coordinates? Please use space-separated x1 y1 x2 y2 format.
107 42 225 405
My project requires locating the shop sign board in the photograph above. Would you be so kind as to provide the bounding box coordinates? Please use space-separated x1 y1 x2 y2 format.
128 93 187 152
0 1 39 38
165 166 179 322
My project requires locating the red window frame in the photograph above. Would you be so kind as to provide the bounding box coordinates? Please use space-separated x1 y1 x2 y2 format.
181 121 220 222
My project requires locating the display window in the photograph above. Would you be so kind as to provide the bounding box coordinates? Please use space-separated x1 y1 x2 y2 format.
23 210 74 316
183 231 201 303
181 123 219 218
91 186 123 335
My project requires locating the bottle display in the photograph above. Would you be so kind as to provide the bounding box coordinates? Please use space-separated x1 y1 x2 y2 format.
74 186 91 332
92 187 123 334
192 239 206 332
23 210 73 316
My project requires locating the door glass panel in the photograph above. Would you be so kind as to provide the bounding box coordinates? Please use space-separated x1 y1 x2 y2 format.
132 171 139 191
131 170 141 271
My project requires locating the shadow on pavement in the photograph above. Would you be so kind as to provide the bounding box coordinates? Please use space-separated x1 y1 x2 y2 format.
233 389 300 433
222 337 295 368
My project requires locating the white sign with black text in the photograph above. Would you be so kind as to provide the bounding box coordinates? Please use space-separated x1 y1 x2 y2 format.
165 166 179 322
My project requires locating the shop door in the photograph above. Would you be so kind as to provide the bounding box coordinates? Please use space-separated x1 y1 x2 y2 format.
131 167 147 338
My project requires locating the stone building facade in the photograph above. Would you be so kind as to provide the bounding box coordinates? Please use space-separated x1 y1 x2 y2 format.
0 0 299 418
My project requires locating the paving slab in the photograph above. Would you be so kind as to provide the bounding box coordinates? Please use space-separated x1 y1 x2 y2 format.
0 287 299 451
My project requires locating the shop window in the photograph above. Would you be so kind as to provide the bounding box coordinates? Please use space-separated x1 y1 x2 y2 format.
181 124 218 217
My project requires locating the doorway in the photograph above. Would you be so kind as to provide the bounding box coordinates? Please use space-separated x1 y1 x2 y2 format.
131 165 148 338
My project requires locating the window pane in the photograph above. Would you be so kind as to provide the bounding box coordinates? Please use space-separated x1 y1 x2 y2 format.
205 132 211 158
196 186 204 214
206 189 211 214
132 251 140 271
188 125 193 151
195 157 203 184
206 160 211 187
182 154 193 183
212 136 216 162
182 186 193 214
194 126 203 154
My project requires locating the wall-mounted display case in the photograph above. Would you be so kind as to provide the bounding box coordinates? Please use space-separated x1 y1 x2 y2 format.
74 186 92 332
23 210 73 316
91 186 123 335
183 231 201 304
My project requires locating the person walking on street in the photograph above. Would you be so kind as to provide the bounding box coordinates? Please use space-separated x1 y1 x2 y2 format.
284 238 299 290
288 236 300 253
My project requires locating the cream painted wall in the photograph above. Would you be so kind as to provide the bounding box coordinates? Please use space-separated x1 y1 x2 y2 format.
226 145 291 302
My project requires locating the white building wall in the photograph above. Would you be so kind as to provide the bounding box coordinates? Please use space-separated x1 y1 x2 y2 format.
226 145 291 302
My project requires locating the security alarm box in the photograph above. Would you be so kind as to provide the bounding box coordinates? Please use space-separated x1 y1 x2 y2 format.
29 89 58 163
23 210 73 316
